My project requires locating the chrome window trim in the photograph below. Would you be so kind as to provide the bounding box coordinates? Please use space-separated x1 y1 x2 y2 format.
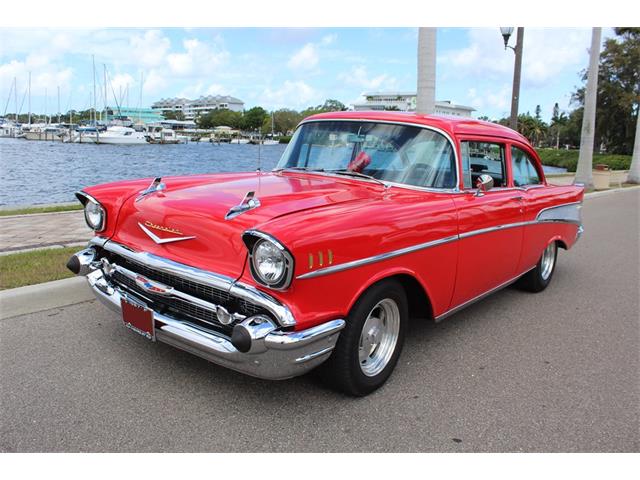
284 118 462 194
296 201 582 280
100 240 296 327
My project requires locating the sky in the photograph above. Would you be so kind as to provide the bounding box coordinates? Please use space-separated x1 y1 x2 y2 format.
0 27 614 122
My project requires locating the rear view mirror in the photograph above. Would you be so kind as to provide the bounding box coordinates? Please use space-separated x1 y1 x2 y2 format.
475 174 494 196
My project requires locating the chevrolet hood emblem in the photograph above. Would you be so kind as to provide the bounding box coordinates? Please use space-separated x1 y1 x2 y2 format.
138 222 196 244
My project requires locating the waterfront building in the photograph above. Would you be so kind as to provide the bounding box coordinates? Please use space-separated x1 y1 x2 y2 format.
104 106 165 124
352 92 475 117
151 95 245 120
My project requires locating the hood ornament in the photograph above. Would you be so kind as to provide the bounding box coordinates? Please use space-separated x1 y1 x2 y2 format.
225 191 261 220
138 222 196 245
136 177 165 202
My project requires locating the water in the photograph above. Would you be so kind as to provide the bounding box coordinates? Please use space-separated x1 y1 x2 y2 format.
0 138 286 206
0 138 566 206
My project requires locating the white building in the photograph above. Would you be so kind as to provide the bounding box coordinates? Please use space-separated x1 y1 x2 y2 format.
152 95 245 119
352 92 475 117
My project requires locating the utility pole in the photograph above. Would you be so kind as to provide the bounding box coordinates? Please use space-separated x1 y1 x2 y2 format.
510 28 524 130
575 27 602 188
628 109 640 184
416 27 437 115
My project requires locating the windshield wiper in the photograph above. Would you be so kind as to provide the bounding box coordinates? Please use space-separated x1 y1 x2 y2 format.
273 166 325 173
328 169 390 188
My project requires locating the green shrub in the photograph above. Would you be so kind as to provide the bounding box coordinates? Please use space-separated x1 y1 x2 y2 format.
536 148 631 172
278 136 292 144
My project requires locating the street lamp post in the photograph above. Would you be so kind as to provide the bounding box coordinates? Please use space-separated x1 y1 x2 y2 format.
500 27 524 131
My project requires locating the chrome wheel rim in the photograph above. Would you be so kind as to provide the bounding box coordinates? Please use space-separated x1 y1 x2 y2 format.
359 298 400 377
540 243 556 280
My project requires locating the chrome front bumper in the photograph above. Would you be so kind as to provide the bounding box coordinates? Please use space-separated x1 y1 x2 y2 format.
78 250 345 381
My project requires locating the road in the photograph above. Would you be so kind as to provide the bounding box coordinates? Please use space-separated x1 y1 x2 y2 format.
1 188 638 452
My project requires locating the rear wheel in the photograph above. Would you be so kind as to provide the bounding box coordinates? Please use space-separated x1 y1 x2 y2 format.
320 279 408 396
517 241 558 292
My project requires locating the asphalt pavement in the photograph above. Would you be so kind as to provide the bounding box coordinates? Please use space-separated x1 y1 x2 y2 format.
1 188 638 452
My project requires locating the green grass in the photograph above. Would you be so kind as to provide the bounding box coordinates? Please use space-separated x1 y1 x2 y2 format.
0 247 78 290
536 148 632 173
0 204 83 217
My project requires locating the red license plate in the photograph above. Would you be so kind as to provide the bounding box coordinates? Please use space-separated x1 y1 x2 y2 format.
121 298 155 341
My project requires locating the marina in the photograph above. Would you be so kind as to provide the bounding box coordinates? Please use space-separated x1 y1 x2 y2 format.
0 138 285 206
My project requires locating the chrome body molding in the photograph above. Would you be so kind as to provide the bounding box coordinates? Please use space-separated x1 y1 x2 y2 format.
297 235 459 280
85 267 345 380
296 202 583 280
535 201 582 225
434 266 536 322
100 240 297 327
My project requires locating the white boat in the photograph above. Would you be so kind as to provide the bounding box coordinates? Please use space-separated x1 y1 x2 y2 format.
261 138 280 145
22 125 65 141
230 137 250 144
146 126 184 144
98 126 148 145
0 122 18 138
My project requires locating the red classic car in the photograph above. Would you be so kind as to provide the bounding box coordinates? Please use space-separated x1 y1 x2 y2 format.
67 111 584 396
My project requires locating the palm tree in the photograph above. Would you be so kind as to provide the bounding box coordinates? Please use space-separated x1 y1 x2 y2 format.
628 109 640 184
575 28 602 188
416 28 437 115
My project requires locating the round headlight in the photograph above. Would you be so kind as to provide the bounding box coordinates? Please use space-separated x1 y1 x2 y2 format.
253 239 286 285
84 200 105 231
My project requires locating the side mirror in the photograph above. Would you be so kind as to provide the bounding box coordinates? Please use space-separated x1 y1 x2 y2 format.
475 174 494 196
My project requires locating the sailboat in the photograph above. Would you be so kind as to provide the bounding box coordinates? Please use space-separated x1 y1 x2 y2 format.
262 112 279 145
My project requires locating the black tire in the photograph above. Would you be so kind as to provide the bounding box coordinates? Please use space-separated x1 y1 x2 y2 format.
516 241 558 293
319 279 408 396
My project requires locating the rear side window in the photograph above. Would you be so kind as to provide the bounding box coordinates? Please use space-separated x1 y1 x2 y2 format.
461 141 507 188
511 146 541 187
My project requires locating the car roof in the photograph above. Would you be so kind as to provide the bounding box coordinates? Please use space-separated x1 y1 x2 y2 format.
303 111 530 144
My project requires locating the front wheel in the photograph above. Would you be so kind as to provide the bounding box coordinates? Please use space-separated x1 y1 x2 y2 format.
319 279 408 396
517 241 558 292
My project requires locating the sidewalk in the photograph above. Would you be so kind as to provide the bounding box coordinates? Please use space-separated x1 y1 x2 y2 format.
0 210 91 254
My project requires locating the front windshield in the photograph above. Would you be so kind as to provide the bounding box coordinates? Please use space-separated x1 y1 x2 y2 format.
276 121 457 189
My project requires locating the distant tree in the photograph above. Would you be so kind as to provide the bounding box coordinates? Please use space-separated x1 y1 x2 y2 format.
573 27 640 154
535 104 542 120
162 110 185 121
271 109 303 134
242 106 268 131
321 99 347 111
197 109 243 129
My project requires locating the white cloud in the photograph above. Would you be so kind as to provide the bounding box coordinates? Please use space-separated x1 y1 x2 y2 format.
142 69 167 96
440 28 600 88
129 30 171 68
466 84 511 116
287 43 318 71
261 80 319 109
167 38 229 77
338 66 398 91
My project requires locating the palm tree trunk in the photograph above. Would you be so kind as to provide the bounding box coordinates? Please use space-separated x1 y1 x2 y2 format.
416 28 437 115
575 28 602 187
628 109 640 184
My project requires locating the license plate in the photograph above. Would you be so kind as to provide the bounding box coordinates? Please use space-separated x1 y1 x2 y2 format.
121 297 155 341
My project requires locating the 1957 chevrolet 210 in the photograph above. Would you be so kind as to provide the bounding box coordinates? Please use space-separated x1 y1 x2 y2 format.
67 112 584 396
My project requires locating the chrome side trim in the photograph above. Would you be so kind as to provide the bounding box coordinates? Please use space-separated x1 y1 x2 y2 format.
296 201 582 280
101 240 297 327
434 266 536 322
296 235 459 280
535 201 582 225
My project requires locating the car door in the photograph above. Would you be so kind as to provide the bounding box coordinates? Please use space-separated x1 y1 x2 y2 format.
450 139 524 309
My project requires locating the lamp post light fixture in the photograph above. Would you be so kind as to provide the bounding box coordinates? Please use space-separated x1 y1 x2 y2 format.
500 27 524 131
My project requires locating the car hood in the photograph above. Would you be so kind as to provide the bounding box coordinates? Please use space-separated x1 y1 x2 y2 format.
108 172 380 279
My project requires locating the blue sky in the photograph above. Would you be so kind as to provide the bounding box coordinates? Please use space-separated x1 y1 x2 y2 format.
0 27 611 122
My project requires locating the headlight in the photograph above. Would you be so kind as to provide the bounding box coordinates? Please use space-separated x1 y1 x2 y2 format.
83 198 105 231
245 232 294 290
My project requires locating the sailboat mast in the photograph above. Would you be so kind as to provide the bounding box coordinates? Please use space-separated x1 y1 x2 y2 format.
92 55 97 124
14 77 18 123
139 71 143 124
44 87 48 124
57 86 61 124
103 64 107 122
28 72 31 125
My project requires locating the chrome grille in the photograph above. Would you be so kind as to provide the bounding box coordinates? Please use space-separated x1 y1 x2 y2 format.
105 252 265 332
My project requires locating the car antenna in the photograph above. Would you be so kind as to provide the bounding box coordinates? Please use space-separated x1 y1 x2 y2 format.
257 131 262 173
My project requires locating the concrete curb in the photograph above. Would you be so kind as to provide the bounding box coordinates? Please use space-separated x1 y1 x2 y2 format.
0 276 94 320
584 185 640 199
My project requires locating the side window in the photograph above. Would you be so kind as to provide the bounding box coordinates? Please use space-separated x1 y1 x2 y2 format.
511 146 541 187
461 141 507 188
